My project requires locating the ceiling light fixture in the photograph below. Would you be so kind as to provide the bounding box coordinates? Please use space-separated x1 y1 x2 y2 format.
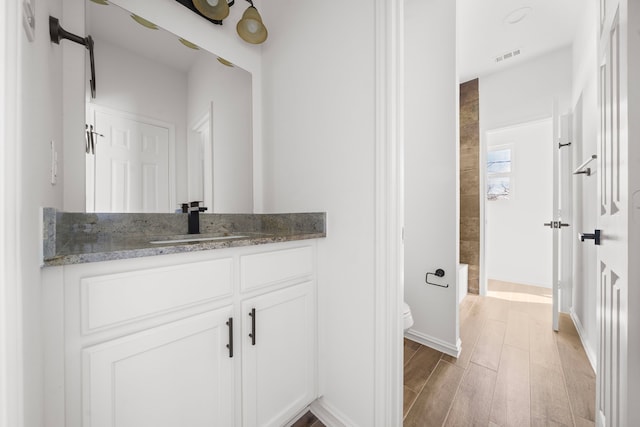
504 6 532 25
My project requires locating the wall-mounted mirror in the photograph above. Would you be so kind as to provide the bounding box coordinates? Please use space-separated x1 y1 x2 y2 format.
85 0 253 213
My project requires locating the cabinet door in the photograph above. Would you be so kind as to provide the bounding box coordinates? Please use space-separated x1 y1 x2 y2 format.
242 282 316 427
83 307 235 427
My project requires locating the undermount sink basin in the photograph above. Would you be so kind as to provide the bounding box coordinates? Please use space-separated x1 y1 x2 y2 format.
149 234 249 244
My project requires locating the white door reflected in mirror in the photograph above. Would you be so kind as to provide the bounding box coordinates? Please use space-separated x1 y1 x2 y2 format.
87 107 173 213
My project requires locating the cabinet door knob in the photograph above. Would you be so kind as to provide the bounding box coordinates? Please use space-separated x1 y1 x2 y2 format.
226 317 233 358
249 308 256 346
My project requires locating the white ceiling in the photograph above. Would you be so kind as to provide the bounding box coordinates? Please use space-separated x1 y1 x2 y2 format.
86 0 237 73
457 0 584 82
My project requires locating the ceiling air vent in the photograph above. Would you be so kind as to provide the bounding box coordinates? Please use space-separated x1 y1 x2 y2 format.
495 48 522 63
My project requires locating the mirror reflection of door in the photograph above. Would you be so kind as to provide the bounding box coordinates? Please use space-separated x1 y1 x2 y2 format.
87 107 173 213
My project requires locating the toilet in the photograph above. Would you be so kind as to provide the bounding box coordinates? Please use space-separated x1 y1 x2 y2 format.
403 302 414 330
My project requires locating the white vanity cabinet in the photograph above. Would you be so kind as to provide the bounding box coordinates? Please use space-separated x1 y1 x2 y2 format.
48 241 318 427
83 307 235 427
241 282 316 427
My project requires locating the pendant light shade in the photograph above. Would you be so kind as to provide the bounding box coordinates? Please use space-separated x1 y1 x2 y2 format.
193 0 230 21
236 6 267 44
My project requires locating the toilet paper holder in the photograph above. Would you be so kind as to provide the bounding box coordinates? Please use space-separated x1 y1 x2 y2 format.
426 268 449 288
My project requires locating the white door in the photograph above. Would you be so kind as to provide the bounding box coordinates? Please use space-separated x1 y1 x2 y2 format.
92 109 171 213
595 0 637 425
82 308 235 427
550 104 560 331
241 282 316 427
549 110 573 331
558 114 573 316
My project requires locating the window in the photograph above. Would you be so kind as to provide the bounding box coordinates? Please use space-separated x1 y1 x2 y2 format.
487 147 512 200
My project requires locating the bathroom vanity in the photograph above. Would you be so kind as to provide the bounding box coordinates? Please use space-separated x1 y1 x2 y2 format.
42 210 325 427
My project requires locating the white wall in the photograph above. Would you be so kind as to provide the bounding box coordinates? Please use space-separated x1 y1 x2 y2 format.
187 55 253 213
261 0 376 424
90 38 189 203
404 0 460 355
479 47 573 131
485 119 553 287
479 47 573 293
0 1 19 424
570 0 598 368
13 0 66 425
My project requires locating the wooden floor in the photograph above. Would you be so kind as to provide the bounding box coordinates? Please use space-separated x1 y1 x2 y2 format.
403 280 596 427
291 411 326 427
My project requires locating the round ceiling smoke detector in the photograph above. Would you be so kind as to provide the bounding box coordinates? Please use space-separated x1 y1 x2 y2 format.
504 7 532 24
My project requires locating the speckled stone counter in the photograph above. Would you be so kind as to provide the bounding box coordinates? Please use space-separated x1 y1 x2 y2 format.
42 209 326 266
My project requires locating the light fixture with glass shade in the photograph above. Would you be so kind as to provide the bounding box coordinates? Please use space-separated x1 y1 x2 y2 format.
175 0 267 44
193 0 231 21
236 1 267 44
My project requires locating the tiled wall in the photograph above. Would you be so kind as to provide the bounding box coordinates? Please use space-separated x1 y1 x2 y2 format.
459 79 480 294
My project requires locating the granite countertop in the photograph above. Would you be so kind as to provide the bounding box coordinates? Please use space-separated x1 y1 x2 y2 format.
42 209 326 266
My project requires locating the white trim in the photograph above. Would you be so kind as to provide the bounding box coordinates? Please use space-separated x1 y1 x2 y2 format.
283 406 312 427
404 331 462 358
187 104 214 210
309 398 353 427
1 0 22 425
570 308 597 373
374 0 404 425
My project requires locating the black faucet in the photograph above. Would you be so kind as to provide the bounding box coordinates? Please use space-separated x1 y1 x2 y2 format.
185 201 207 234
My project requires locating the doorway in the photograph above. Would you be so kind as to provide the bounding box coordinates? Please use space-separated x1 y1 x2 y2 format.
484 119 553 290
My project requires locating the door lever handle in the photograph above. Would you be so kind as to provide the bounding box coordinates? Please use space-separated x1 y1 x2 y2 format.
544 221 571 229
580 229 601 245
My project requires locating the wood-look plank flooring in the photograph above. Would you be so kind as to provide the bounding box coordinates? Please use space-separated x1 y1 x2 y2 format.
404 280 596 427
291 411 325 427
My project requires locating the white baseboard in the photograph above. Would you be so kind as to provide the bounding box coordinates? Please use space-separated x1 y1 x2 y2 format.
404 329 461 358
310 397 356 427
569 308 597 373
284 406 312 427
